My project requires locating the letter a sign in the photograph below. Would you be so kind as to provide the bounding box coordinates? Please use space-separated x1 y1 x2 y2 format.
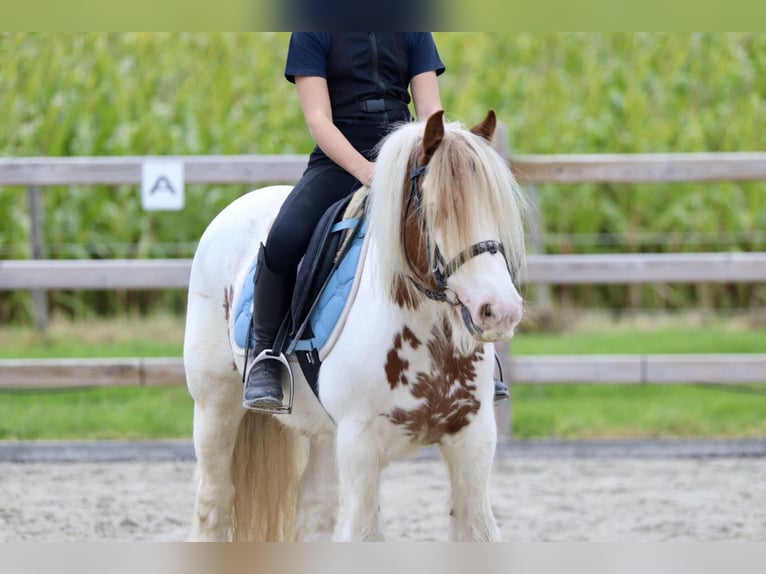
141 160 185 211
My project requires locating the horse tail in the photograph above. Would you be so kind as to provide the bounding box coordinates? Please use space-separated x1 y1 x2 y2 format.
230 412 306 541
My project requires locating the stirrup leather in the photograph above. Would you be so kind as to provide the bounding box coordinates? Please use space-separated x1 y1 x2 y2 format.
243 349 295 414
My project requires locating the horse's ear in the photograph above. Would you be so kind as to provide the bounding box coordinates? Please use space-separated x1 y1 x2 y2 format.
419 110 445 165
470 109 497 142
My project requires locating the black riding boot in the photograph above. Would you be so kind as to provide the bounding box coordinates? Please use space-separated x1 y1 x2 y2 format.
243 244 293 411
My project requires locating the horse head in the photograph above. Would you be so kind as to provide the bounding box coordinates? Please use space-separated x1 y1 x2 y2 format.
371 110 526 344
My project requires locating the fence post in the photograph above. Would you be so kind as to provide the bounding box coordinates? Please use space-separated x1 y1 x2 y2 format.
525 184 554 324
27 185 49 334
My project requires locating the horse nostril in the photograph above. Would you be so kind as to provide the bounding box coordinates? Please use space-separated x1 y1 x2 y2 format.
481 303 493 319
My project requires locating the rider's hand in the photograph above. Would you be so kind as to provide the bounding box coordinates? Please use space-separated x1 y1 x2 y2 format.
360 161 375 187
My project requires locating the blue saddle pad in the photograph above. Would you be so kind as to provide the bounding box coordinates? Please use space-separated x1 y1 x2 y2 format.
233 218 367 354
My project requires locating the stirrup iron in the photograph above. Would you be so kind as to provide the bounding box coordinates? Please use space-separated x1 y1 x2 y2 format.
243 349 295 414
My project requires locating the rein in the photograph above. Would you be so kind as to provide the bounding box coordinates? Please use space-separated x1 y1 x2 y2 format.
401 160 510 306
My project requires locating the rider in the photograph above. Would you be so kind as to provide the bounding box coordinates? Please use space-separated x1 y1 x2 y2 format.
243 32 509 411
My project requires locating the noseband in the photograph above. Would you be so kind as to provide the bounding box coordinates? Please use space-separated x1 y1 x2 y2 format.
402 161 511 305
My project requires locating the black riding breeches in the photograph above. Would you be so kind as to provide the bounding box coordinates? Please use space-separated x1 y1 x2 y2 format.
264 122 399 276
264 152 361 275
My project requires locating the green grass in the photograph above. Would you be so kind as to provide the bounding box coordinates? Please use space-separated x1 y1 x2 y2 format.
0 314 184 359
511 384 766 439
0 313 764 440
513 316 766 355
0 387 193 440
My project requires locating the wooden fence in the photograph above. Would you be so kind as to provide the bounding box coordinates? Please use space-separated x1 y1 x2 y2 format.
2 151 766 391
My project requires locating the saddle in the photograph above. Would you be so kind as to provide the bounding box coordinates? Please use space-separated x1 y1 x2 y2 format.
285 191 367 390
235 188 369 397
291 194 361 343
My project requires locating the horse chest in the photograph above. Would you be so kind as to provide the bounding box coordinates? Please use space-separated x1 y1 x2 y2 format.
382 319 485 445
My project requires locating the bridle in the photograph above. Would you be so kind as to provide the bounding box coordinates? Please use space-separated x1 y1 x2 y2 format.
401 159 512 308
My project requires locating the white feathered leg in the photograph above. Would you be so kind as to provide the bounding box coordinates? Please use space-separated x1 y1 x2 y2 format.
333 420 384 541
295 435 339 541
438 411 500 542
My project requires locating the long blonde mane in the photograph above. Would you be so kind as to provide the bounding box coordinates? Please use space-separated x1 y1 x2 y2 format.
369 116 527 304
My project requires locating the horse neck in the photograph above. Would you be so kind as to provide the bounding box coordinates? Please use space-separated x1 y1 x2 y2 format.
362 236 482 359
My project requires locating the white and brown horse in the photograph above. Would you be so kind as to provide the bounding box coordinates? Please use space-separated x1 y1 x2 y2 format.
184 110 526 541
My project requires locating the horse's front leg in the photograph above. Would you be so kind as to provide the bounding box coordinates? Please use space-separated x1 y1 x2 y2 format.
295 435 339 541
333 420 384 541
438 411 500 541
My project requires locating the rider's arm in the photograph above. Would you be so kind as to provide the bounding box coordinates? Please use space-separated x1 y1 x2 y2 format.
294 75 375 187
410 70 443 121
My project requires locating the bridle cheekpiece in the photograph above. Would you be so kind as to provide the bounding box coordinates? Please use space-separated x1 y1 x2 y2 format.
401 159 510 308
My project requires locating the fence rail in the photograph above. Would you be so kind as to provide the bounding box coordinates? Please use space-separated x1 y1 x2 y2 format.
509 152 766 183
2 252 766 291
3 152 766 186
0 358 184 389
0 155 309 186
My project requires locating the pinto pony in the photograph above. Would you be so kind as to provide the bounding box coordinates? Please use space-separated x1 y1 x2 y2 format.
184 110 526 541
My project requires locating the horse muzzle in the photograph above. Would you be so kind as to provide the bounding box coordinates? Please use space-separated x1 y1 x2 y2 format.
458 295 523 343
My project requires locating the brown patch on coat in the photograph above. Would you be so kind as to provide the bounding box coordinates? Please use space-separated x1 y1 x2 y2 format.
392 275 420 310
223 285 234 323
384 326 422 389
386 318 482 444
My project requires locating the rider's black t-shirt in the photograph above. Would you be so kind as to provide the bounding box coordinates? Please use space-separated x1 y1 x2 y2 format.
284 32 445 125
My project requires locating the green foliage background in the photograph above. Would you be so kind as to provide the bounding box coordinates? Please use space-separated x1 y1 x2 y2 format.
1 32 765 321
